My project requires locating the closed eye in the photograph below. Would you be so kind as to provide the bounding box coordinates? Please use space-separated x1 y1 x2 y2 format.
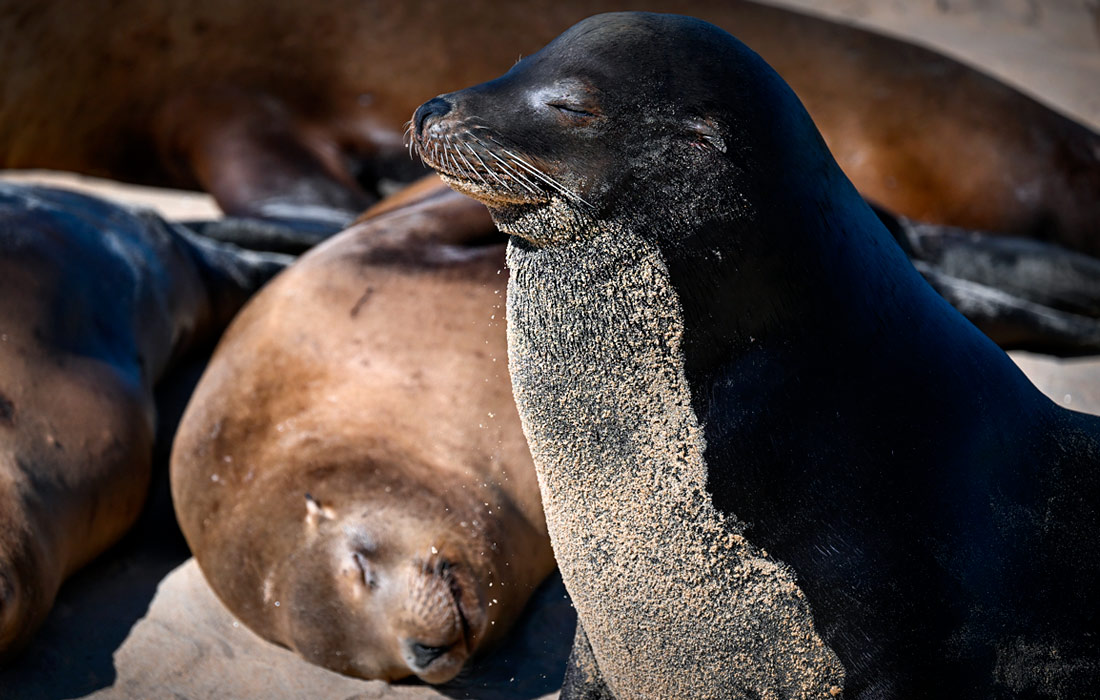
548 103 596 118
353 551 378 589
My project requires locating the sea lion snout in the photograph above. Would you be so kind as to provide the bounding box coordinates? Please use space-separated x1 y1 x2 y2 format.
0 554 39 659
394 554 481 682
413 97 452 139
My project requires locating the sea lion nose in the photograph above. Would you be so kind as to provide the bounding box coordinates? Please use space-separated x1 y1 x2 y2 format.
407 640 451 669
414 97 452 138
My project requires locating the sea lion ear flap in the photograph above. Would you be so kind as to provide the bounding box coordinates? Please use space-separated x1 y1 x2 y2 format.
682 116 726 154
685 116 727 154
305 492 335 527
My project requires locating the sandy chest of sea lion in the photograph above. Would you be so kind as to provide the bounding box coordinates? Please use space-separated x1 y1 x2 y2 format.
170 184 555 684
413 12 1100 699
0 183 283 658
2 0 1098 251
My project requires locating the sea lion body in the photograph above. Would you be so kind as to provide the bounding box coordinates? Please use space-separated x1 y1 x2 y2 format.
0 184 283 657
414 13 1100 698
170 184 554 683
2 1 1097 249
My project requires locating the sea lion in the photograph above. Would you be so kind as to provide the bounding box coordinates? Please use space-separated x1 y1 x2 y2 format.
2 1 1098 251
169 183 554 683
413 13 1100 698
0 183 286 658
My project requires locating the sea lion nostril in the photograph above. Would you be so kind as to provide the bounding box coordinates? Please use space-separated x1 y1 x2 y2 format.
408 640 451 668
414 97 452 138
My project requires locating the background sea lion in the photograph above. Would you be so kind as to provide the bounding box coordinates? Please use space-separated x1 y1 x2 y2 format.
170 184 554 683
2 0 1097 251
414 13 1100 697
0 183 286 657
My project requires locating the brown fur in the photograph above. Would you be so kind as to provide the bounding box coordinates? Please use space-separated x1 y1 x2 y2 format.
2 1 1097 250
170 179 554 683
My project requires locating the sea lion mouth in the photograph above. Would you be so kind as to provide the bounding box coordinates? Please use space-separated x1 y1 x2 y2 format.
406 118 588 210
437 557 481 653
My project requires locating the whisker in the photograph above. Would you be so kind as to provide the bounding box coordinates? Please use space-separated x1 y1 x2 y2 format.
404 121 417 160
468 135 541 196
442 141 461 177
467 134 533 185
486 152 542 195
508 155 578 201
487 136 592 208
449 135 485 184
420 123 588 207
463 140 507 189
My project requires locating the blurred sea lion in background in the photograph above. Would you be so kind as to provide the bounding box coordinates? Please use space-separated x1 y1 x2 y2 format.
170 182 554 683
2 0 1097 254
0 183 286 657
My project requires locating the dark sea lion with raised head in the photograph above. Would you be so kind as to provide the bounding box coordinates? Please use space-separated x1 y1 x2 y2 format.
413 12 1100 698
170 182 554 683
0 183 286 658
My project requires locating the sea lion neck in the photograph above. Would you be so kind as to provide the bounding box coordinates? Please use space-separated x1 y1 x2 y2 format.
505 222 844 696
662 172 927 376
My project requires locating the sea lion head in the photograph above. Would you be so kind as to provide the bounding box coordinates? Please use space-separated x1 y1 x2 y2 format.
255 464 515 684
411 12 835 247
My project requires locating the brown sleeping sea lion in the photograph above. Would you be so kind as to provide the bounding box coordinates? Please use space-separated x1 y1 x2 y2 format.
0 183 285 658
170 182 553 683
2 1 1097 252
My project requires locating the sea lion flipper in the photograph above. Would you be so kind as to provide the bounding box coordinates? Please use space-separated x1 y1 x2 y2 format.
905 224 1100 319
914 263 1100 356
874 204 1100 355
154 88 373 229
179 217 338 255
561 622 615 700
155 218 291 329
